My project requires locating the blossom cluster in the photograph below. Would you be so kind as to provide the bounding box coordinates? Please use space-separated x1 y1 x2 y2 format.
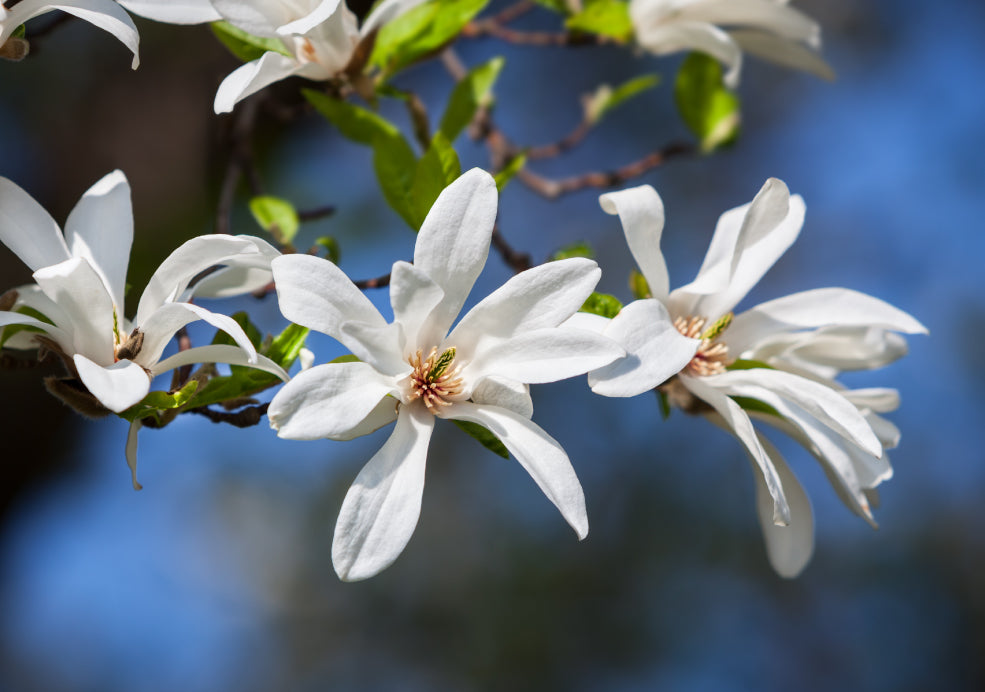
0 0 923 582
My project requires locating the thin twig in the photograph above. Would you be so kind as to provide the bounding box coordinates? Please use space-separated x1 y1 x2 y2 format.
189 403 270 428
525 119 593 160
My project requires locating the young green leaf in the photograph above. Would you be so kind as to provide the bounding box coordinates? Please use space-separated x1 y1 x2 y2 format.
120 380 200 424
249 195 300 244
629 268 651 299
453 419 510 459
211 312 263 350
304 89 400 145
264 323 310 370
565 0 632 41
372 129 420 228
438 56 505 142
493 153 526 191
551 241 596 261
409 132 462 229
211 21 291 63
580 292 623 318
315 236 341 264
674 53 741 152
584 73 660 124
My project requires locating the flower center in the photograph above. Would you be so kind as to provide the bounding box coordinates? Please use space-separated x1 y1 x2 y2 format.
407 346 463 413
674 312 733 377
114 328 144 362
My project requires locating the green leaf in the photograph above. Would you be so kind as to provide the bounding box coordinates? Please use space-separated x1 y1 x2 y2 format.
372 129 420 228
315 236 341 264
120 380 200 424
565 0 632 41
580 292 623 319
493 153 526 191
731 395 780 418
674 53 741 152
12 24 26 39
550 241 595 261
728 359 775 371
657 388 671 420
183 370 278 412
409 132 462 229
370 0 491 76
264 322 310 370
438 56 505 142
210 21 290 63
304 89 401 145
453 419 509 459
211 312 263 350
531 0 572 13
249 195 300 244
330 354 361 364
585 73 660 124
629 268 650 299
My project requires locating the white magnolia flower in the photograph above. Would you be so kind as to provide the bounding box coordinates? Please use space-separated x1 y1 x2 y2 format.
0 0 139 67
628 0 832 88
268 168 624 581
582 180 926 577
119 0 427 113
0 170 286 414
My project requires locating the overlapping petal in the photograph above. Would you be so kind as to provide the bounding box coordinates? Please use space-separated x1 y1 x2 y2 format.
33 257 116 364
73 355 150 413
599 185 670 302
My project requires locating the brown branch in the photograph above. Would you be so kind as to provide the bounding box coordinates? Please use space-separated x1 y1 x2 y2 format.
354 272 391 290
215 98 262 235
297 205 336 222
462 22 597 46
525 119 593 160
189 403 270 428
491 226 532 273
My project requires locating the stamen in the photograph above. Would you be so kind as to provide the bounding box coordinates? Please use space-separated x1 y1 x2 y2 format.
675 312 733 377
407 347 464 413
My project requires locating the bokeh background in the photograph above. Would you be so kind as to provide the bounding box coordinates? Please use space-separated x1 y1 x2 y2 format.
1 0 983 689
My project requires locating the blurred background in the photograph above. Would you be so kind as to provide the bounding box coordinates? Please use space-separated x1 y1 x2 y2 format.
1 0 982 689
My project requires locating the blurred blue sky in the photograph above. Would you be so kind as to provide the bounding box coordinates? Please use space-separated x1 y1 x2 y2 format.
1 0 984 689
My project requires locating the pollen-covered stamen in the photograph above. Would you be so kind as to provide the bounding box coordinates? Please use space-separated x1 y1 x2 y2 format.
674 312 733 377
407 346 464 413
114 328 144 362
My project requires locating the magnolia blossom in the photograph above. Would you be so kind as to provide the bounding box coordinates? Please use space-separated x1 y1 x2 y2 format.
119 0 427 113
581 180 925 577
267 169 624 581
628 0 832 88
0 0 139 66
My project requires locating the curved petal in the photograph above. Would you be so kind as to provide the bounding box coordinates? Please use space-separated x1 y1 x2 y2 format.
471 376 532 419
751 433 813 578
333 395 399 441
671 0 820 44
188 236 280 299
136 234 273 324
210 0 284 37
0 177 70 272
214 52 303 114
463 327 624 387
448 258 601 360
332 403 434 581
635 20 743 88
74 354 150 413
413 169 498 346
680 374 790 525
705 368 883 457
339 321 409 378
276 0 341 35
599 185 670 302
447 402 588 540
33 257 115 363
588 299 699 397
730 28 834 80
360 0 429 36
116 0 221 24
137 302 256 367
125 419 143 491
0 309 65 344
272 254 386 340
728 287 927 353
10 0 140 67
269 361 399 441
152 345 288 381
64 170 132 311
389 260 444 354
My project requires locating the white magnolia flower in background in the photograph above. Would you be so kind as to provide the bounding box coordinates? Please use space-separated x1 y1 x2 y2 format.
0 0 139 66
119 0 428 113
580 179 926 577
628 0 833 88
268 168 624 581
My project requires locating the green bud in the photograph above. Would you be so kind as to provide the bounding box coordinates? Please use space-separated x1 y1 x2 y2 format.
701 312 733 341
428 347 456 380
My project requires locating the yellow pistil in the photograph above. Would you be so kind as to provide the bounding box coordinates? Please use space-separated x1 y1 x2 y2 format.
674 313 733 377
407 347 463 413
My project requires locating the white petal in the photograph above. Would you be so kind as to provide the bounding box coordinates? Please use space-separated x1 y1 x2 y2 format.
272 254 386 340
276 0 341 35
389 260 444 353
680 374 790 525
562 311 610 334
471 376 532 419
730 29 834 81
152 345 288 381
0 308 65 345
125 419 143 491
117 0 221 24
136 235 270 323
64 170 132 311
0 176 70 272
269 362 399 441
360 0 429 36
447 402 588 539
599 185 670 302
214 52 304 114
671 0 820 44
448 258 601 359
751 434 813 578
74 354 150 413
210 0 284 37
728 287 927 353
671 180 804 318
413 168 498 346
33 257 115 363
137 302 257 367
634 20 743 88
842 388 900 414
706 368 883 457
9 0 141 68
188 236 280 299
463 327 624 386
339 321 409 378
588 299 699 397
332 404 434 581
333 395 399 442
